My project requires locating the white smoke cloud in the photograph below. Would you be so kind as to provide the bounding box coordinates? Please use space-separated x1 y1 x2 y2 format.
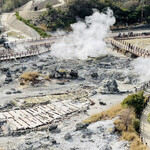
132 57 150 82
14 43 28 53
50 8 116 60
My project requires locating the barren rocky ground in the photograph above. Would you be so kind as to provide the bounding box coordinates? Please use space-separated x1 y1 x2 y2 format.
0 48 139 105
0 47 142 150
1 0 150 149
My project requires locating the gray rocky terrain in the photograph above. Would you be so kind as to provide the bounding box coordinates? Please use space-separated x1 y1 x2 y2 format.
0 49 139 106
0 48 142 150
13 119 129 150
0 40 146 150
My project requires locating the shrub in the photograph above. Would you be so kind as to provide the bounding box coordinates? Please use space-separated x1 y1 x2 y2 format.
114 119 126 132
133 118 140 132
44 75 50 81
118 108 135 131
2 0 30 12
83 101 146 149
121 91 145 116
20 72 39 82
130 137 146 150
122 131 146 150
83 104 122 124
15 12 49 38
146 16 150 23
38 0 150 31
122 131 138 141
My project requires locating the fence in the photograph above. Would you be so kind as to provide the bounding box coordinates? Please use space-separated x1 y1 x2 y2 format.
11 35 63 45
109 38 150 58
1 32 150 61
0 45 51 61
115 32 150 40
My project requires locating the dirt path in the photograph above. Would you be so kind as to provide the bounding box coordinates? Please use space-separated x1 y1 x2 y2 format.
140 102 150 150
1 12 40 38
0 0 64 39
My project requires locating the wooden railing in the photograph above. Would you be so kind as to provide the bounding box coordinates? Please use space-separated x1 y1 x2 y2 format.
109 38 150 58
1 32 150 61
12 36 62 45
0 45 51 61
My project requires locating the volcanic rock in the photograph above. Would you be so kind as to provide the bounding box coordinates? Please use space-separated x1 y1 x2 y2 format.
101 145 112 150
82 129 93 138
99 100 106 105
69 70 78 79
1 67 9 72
91 72 98 79
64 133 72 140
101 79 119 94
4 77 12 84
75 123 89 131
6 71 11 78
11 88 16 91
49 124 58 131
49 137 57 144
5 91 11 95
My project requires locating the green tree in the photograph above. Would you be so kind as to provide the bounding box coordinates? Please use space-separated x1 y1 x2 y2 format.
2 0 30 12
121 91 145 116
2 0 14 12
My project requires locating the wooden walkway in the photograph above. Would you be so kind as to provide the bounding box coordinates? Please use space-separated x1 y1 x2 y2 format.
108 38 150 58
0 47 50 61
0 36 60 61
0 100 88 135
1 32 150 61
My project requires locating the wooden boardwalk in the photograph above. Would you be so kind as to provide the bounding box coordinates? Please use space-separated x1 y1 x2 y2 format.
108 37 150 58
1 32 150 61
0 36 59 61
0 47 50 61
0 100 88 135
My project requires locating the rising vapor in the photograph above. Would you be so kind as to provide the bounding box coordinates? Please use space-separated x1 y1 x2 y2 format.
50 8 116 60
132 57 150 82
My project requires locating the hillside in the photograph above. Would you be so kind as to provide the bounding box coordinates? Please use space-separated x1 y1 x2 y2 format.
0 0 30 13
37 0 150 31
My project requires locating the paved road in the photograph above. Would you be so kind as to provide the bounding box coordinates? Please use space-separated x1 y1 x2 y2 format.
13 36 61 46
141 101 150 150
110 29 150 37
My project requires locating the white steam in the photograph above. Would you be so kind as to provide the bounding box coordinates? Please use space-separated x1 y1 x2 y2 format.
14 43 28 53
132 57 150 82
50 9 115 60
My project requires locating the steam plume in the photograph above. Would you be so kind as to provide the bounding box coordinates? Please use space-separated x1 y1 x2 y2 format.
132 57 150 82
50 8 115 60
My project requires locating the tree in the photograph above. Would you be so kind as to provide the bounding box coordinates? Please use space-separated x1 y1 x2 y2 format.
2 0 14 12
119 108 134 131
2 0 30 12
121 91 145 116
